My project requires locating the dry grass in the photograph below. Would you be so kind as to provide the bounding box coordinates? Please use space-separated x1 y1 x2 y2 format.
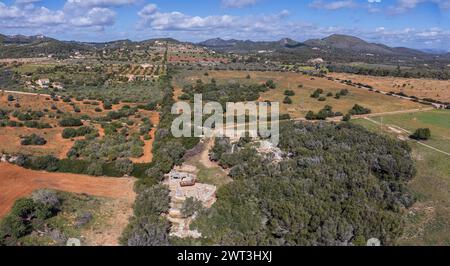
175 70 424 119
329 73 450 103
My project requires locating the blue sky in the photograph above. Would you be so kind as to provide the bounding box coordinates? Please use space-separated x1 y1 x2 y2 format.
1 0 450 50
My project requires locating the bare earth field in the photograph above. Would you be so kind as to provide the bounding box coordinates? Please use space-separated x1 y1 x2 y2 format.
0 163 135 219
0 126 75 158
175 70 424 119
329 72 450 103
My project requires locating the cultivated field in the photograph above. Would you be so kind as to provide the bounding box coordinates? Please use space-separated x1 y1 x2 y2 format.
0 90 125 117
0 91 159 161
329 72 450 103
175 70 424 119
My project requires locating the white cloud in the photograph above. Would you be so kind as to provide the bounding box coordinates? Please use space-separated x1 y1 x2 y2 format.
0 0 121 31
70 7 116 27
138 3 157 17
390 0 450 13
309 0 355 10
137 4 291 33
65 0 137 8
0 2 24 19
221 0 260 8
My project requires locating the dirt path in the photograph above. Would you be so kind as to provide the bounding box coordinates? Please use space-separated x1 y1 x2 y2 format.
364 117 450 157
55 133 76 159
199 138 220 169
173 87 183 101
131 127 157 163
94 123 106 138
130 112 160 164
356 107 434 119
324 107 435 122
0 163 136 219
0 89 51 98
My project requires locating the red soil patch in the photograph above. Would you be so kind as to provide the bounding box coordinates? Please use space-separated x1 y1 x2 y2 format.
0 127 75 159
0 163 135 219
130 111 160 164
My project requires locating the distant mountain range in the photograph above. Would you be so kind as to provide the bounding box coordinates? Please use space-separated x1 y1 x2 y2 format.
198 34 450 65
1 33 449 64
200 34 450 60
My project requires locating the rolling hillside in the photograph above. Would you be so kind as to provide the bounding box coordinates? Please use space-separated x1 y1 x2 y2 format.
1 33 449 66
199 34 446 65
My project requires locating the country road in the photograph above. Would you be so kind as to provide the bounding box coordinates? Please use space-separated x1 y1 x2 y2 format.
0 89 52 97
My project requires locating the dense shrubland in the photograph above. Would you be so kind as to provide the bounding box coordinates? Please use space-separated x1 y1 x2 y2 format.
67 129 145 161
193 122 416 246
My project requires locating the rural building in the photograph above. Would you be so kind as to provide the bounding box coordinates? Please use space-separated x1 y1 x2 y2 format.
35 78 50 88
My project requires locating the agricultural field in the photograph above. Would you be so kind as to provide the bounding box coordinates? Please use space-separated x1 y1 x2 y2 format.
368 110 450 153
1 60 166 103
174 70 424 119
0 91 160 163
168 43 229 65
329 72 450 103
353 109 450 245
113 64 166 80
97 44 166 64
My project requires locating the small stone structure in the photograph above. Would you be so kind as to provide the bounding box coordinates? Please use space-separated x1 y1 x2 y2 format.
164 164 217 239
